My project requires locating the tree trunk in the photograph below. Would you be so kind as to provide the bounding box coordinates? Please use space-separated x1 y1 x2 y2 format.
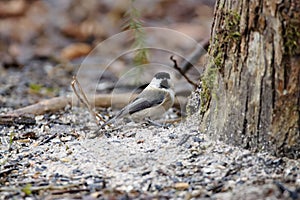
196 0 300 158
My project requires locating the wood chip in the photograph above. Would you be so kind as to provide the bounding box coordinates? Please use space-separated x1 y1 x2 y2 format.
174 182 189 190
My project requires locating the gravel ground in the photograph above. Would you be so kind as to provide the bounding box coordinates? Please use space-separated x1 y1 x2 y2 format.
2 1 297 199
1 108 299 199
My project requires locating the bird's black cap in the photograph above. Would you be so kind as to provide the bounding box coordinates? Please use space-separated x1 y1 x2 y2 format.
154 72 170 79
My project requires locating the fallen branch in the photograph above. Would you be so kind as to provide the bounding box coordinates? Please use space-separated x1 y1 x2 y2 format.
7 96 73 116
6 94 136 116
4 93 185 117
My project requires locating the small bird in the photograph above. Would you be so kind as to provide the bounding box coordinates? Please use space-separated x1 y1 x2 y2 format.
89 72 175 138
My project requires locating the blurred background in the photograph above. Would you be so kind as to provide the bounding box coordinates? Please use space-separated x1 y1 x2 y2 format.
0 0 215 109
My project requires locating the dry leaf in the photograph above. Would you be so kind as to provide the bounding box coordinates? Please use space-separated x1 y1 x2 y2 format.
60 43 92 60
0 0 27 17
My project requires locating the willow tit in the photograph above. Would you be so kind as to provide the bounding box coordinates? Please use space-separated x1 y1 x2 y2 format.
90 72 175 138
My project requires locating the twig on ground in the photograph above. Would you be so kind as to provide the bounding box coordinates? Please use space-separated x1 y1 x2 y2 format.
71 76 101 124
170 56 198 89
0 168 17 177
39 133 58 145
0 115 36 125
0 183 85 193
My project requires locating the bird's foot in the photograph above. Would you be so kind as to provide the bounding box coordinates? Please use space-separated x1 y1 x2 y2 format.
145 118 169 128
88 127 104 139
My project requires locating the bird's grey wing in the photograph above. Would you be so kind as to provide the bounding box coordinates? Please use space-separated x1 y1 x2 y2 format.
128 92 165 114
107 89 165 120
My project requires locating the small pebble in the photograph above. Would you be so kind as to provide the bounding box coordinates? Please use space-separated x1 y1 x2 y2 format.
168 133 177 139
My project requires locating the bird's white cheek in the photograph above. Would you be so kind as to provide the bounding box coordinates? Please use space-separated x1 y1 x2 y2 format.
169 90 175 104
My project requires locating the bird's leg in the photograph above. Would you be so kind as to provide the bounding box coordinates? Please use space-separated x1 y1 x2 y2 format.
145 118 169 128
88 127 105 139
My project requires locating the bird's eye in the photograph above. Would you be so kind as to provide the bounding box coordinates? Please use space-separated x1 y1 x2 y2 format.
160 79 169 89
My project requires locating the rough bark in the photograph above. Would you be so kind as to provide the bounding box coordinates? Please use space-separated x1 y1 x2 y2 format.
197 0 300 158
